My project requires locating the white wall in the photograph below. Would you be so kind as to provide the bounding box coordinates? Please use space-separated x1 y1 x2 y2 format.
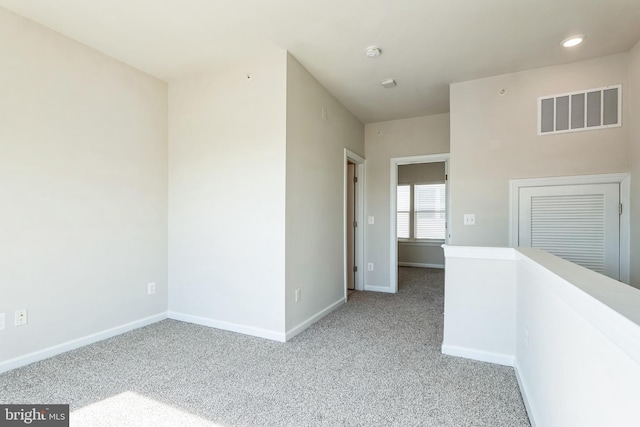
629 41 640 286
449 54 630 247
168 52 288 340
443 246 640 426
442 247 516 365
364 114 450 290
0 8 168 367
285 54 364 336
515 250 640 426
398 244 445 267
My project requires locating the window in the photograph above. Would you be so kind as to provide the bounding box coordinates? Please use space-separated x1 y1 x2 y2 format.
415 184 446 239
397 184 411 239
397 183 446 240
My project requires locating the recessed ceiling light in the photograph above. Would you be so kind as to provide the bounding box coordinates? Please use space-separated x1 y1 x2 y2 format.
562 35 585 48
365 46 381 58
381 79 397 88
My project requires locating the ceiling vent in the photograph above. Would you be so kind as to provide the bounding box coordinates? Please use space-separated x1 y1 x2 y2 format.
538 85 621 135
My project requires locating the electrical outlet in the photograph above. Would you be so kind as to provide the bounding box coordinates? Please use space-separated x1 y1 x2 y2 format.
15 309 27 326
368 263 374 271
295 288 301 303
0 313 5 330
147 282 156 295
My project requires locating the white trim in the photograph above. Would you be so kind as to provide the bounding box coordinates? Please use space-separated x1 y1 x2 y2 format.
441 344 515 367
514 361 539 427
285 297 345 341
344 149 366 297
390 153 450 293
620 176 631 284
0 313 167 374
443 245 517 260
168 311 286 342
364 285 396 293
398 262 444 269
509 173 630 284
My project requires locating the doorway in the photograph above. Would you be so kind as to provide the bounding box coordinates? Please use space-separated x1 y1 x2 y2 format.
347 161 357 293
344 149 365 300
389 153 450 293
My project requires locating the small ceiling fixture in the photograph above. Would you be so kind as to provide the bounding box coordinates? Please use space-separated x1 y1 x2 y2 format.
562 35 585 48
365 46 381 58
381 78 397 88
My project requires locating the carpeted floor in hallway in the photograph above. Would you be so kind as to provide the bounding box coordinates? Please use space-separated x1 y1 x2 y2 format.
0 267 530 426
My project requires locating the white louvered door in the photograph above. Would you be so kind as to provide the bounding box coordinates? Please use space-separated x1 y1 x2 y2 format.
518 183 620 280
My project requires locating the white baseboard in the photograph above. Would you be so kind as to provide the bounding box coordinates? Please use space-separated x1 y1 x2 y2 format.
285 297 345 341
364 285 395 293
441 344 515 367
514 360 538 427
167 311 286 342
398 262 445 269
0 313 167 374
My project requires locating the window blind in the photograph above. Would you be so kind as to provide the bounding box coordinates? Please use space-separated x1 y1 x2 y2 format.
414 184 446 239
397 184 410 239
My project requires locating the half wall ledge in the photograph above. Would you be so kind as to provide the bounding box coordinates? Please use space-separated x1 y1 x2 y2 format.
442 245 640 427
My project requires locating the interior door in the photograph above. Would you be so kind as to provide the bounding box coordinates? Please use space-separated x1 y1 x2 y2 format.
347 162 356 290
518 183 620 280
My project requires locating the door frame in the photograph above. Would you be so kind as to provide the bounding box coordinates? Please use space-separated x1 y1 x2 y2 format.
389 153 450 293
344 149 365 299
509 173 630 284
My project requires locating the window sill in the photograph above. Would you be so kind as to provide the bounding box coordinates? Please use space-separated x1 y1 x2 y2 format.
398 240 445 247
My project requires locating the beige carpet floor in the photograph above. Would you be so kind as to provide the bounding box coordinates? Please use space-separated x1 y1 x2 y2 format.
0 267 530 426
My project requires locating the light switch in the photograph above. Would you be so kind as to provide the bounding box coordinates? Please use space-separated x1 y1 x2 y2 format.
368 216 375 225
464 214 476 226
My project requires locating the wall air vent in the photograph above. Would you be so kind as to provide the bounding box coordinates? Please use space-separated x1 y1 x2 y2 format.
538 85 621 135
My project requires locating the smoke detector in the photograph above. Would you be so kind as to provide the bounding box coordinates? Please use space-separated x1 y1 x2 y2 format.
381 79 397 88
365 46 382 58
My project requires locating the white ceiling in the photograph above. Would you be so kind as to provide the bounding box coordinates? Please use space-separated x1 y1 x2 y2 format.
1 0 640 123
